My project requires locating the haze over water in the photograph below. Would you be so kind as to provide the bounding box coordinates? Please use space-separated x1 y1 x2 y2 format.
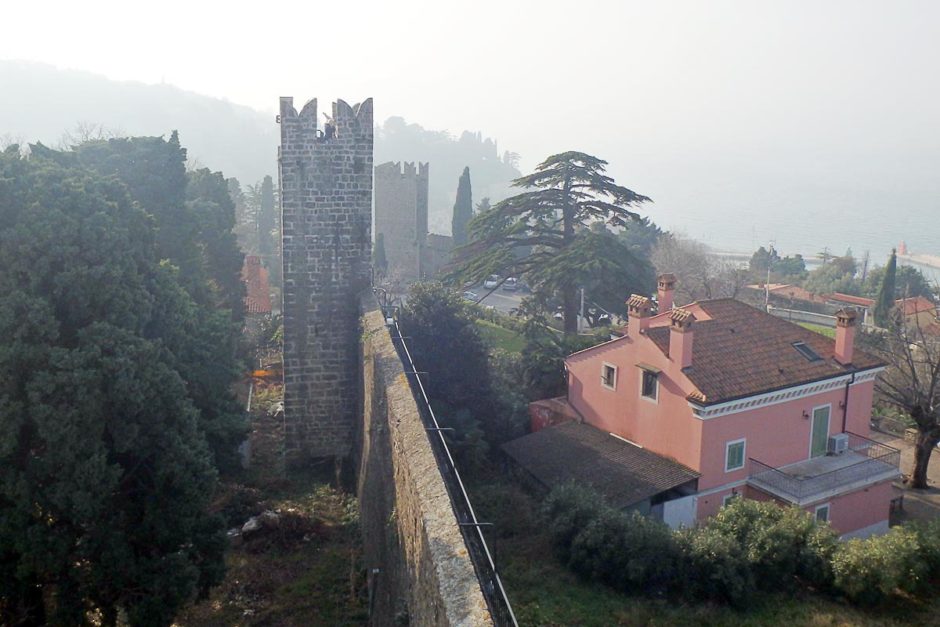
2 0 937 267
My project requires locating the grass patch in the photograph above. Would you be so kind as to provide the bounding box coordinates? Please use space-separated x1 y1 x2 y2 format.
476 319 526 353
798 322 836 339
469 476 940 626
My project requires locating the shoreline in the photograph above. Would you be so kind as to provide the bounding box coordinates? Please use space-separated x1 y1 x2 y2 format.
899 253 940 270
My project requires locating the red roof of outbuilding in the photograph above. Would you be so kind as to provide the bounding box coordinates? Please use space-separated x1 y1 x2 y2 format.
242 255 271 315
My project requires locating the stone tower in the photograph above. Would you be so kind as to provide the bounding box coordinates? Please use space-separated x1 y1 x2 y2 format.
374 161 429 282
278 96 373 462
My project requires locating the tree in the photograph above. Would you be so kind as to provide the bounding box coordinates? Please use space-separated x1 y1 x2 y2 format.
873 249 898 327
38 135 248 471
476 196 491 214
453 152 651 335
865 316 940 489
864 263 934 301
186 167 247 318
803 257 861 296
373 232 388 277
452 166 473 246
398 283 493 463
0 147 226 625
258 174 277 258
651 234 747 305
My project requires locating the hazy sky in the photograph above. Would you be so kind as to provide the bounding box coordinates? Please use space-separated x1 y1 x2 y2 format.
3 0 939 255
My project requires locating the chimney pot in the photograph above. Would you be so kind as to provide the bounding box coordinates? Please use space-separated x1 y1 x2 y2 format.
627 294 653 337
657 273 676 312
834 308 857 365
669 308 695 368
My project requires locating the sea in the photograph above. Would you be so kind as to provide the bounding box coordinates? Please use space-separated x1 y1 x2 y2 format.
647 197 940 283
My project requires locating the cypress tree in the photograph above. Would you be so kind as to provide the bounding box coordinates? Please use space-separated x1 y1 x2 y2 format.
374 232 388 277
873 249 897 327
258 175 276 257
452 166 473 247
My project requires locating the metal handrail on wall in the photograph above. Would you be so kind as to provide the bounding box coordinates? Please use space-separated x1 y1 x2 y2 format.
377 292 518 627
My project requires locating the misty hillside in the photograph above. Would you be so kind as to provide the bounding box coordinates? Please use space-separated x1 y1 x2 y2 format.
0 61 522 232
0 60 278 184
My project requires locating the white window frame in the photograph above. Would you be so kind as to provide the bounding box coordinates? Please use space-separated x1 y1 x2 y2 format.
601 362 617 390
814 503 830 523
809 403 832 458
639 369 659 403
724 438 747 472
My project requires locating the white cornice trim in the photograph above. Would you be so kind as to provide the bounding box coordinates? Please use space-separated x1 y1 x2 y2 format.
688 367 885 420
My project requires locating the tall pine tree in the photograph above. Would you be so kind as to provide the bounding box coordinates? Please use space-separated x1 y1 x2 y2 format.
258 174 276 257
874 249 897 327
452 166 473 247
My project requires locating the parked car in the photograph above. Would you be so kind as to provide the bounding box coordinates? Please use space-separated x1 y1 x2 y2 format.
502 277 518 291
462 291 479 302
483 274 499 289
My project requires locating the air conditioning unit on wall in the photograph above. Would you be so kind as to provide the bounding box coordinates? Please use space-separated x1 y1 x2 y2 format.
828 433 849 455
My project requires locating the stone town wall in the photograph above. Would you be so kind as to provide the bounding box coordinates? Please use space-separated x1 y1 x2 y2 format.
374 161 429 283
358 294 493 626
278 96 373 462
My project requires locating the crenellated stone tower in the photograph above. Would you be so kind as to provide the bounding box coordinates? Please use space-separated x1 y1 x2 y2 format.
278 96 373 462
374 161 429 282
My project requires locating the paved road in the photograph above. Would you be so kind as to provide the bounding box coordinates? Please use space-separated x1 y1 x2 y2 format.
478 290 524 314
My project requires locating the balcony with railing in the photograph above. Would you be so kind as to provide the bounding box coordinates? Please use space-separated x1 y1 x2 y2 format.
748 432 900 506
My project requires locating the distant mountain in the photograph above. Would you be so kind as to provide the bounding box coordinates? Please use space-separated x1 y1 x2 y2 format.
0 61 522 230
0 60 279 184
375 117 522 235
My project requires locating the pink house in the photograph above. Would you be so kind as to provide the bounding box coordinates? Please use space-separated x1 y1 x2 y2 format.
505 275 899 538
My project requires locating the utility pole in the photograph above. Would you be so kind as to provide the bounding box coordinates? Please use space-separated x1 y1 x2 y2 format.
579 287 586 333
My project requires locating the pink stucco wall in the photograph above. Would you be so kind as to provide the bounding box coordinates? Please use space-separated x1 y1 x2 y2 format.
813 479 894 536
564 313 888 535
700 482 893 536
566 331 703 473
697 380 876 490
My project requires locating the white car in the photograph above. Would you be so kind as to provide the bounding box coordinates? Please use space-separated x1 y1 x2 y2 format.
483 275 499 289
502 277 518 291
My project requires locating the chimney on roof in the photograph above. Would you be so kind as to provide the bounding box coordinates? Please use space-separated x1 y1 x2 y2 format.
669 308 695 368
657 273 676 313
627 294 652 337
834 308 858 365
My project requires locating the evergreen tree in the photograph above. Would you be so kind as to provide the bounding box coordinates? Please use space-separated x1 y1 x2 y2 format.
452 166 473 246
186 167 247 318
476 197 491 214
373 232 388 277
874 249 898 327
452 152 651 335
258 174 276 257
0 147 226 625
43 134 248 471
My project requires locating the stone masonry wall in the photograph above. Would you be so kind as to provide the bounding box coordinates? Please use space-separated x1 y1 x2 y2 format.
279 96 373 461
374 161 429 283
358 294 493 626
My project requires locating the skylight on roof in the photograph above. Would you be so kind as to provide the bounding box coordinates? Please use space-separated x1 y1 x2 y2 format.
792 341 822 362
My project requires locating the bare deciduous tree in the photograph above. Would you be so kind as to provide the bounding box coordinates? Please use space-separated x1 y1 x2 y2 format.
651 233 748 306
868 315 940 488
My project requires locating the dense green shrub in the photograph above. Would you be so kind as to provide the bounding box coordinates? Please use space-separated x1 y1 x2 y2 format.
542 483 607 563
675 526 753 606
707 499 838 590
911 518 940 580
569 510 678 595
832 526 929 603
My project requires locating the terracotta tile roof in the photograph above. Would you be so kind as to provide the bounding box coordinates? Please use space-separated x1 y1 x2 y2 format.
745 284 828 304
896 296 936 317
242 255 271 315
645 299 883 405
502 421 699 508
828 293 874 308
